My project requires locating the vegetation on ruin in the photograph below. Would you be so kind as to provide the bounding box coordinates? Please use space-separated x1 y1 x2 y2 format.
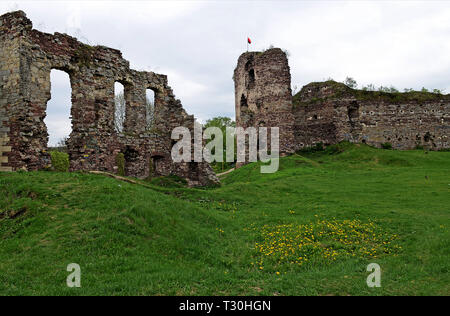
0 142 449 295
293 80 449 107
49 151 69 172
73 43 96 68
116 153 125 176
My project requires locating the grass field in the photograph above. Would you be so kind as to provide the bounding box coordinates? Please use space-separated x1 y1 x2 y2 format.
0 142 449 295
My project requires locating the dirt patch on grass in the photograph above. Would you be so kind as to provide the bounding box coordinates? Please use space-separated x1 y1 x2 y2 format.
0 206 29 219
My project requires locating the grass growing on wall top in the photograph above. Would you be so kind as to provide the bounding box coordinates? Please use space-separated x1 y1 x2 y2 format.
293 80 449 107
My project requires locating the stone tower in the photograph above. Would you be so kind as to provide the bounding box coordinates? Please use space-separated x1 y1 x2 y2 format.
233 48 295 159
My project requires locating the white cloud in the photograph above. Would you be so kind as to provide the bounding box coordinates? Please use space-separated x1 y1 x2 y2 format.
66 2 81 29
161 68 207 100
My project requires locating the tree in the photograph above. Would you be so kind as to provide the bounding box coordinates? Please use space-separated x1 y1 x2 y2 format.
204 116 236 173
56 136 68 148
114 92 126 133
432 88 442 94
145 95 155 130
387 86 399 93
52 136 68 152
344 77 357 89
378 85 399 93
362 83 376 91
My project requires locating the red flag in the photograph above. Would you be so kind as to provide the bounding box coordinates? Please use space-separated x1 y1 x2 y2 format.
247 37 252 44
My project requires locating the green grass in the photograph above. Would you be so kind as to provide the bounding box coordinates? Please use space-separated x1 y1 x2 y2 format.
0 143 449 295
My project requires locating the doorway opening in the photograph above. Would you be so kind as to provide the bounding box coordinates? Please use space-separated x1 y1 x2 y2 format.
45 69 72 150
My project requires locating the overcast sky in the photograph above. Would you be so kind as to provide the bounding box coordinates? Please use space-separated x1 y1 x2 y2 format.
2 1 450 146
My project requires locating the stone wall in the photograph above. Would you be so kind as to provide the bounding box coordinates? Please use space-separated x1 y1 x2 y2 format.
294 82 450 150
233 48 296 160
234 48 450 156
0 11 218 186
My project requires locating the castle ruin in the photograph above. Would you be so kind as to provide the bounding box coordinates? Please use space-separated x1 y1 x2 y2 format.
234 48 449 153
1 11 449 183
0 11 218 186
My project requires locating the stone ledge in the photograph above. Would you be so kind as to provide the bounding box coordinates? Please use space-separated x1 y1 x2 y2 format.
0 166 12 172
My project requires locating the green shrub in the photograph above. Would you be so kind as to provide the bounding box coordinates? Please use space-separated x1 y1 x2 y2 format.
298 142 325 154
50 151 69 172
147 175 187 188
324 141 353 155
116 153 125 176
381 142 392 150
148 158 154 179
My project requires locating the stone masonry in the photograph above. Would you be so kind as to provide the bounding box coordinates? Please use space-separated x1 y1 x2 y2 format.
0 11 218 186
234 48 450 154
234 48 296 155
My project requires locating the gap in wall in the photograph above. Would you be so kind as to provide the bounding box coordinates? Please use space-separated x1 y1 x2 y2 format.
45 69 72 149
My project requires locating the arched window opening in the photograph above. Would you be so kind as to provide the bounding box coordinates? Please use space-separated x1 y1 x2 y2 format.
45 69 72 150
240 94 248 109
347 101 360 128
146 89 155 130
248 69 255 89
151 153 165 177
114 82 125 133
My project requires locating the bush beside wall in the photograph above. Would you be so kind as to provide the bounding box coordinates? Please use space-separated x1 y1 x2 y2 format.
50 151 69 172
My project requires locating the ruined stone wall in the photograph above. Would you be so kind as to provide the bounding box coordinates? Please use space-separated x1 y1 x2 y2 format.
0 11 23 172
293 82 450 150
339 98 449 150
234 48 296 161
0 11 218 186
235 48 449 154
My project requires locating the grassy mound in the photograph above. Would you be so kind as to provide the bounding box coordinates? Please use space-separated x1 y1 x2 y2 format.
0 143 449 295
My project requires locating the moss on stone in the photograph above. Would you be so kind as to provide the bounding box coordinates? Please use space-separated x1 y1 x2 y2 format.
116 153 125 176
146 158 154 180
73 44 95 68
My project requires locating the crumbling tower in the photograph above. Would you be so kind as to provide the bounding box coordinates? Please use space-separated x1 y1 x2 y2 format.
233 48 295 160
